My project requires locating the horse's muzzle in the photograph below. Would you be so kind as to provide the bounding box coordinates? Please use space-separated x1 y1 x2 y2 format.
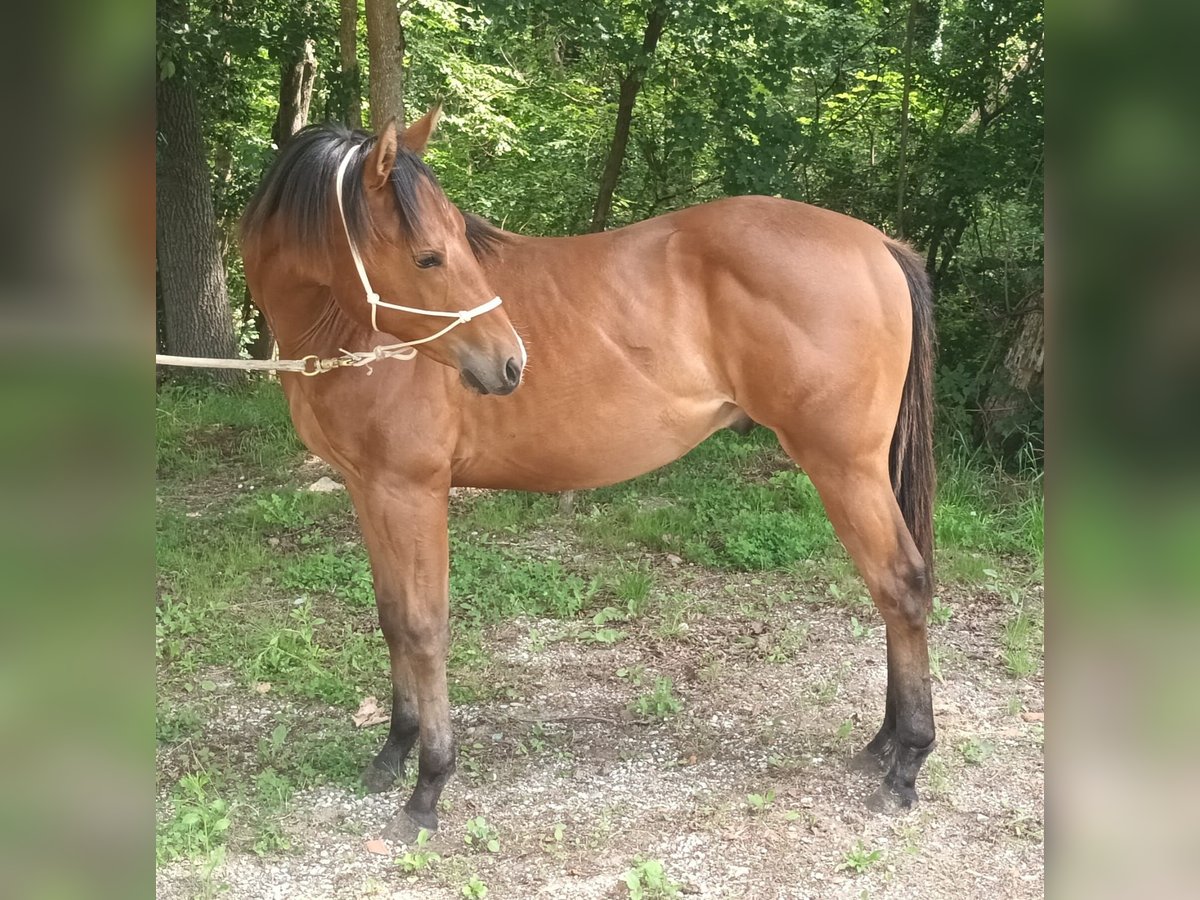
460 355 523 396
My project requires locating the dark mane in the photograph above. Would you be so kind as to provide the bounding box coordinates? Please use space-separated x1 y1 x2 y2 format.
464 212 507 258
240 122 506 259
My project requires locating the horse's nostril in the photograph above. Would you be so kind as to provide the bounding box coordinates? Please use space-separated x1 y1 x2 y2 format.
504 357 521 386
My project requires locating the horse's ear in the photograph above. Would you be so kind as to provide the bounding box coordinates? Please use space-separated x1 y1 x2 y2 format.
365 118 398 191
400 103 442 157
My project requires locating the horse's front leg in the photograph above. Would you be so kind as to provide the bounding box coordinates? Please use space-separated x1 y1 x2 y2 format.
351 475 456 838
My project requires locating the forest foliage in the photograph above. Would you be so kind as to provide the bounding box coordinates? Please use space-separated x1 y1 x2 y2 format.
156 0 1043 459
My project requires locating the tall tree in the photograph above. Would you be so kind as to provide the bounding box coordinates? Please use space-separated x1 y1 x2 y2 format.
365 0 407 126
339 0 363 128
272 38 318 147
590 0 668 232
894 0 918 237
156 0 241 383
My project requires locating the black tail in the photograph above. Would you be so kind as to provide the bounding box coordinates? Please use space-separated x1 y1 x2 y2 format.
885 241 936 579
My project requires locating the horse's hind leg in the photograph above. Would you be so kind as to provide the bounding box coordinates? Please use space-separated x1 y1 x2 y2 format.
778 442 935 808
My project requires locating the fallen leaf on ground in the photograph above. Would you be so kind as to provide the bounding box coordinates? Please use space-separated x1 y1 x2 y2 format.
364 839 389 855
352 696 390 728
1021 711 1044 722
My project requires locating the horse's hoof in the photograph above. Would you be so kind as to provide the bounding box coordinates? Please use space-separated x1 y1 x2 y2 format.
866 782 917 814
381 810 434 845
848 746 888 774
361 761 401 795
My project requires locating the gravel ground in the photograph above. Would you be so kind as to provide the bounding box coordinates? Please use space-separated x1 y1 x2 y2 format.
157 566 1044 899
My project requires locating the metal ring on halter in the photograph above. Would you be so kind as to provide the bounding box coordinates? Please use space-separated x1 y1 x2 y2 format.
301 355 323 376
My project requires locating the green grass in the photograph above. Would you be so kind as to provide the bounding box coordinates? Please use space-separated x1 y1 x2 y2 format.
623 857 682 899
156 381 303 481
839 840 884 874
155 381 1043 866
631 677 682 719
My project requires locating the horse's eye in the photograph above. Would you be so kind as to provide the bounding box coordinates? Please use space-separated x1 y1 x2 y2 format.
415 253 443 269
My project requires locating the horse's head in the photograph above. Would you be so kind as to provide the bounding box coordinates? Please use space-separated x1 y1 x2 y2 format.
331 108 524 395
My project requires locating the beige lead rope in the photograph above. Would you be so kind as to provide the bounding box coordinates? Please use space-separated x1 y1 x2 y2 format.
154 344 418 377
156 142 505 377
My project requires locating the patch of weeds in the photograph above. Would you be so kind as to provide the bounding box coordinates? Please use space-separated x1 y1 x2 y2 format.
251 768 294 854
930 595 953 626
464 816 500 853
448 627 508 704
613 564 654 615
458 490 556 533
257 723 290 766
623 857 681 899
654 591 691 638
581 625 626 644
935 549 996 585
578 433 836 571
765 623 808 662
1003 810 1045 842
156 594 224 663
397 828 440 873
746 788 775 814
835 718 855 742
809 674 841 706
928 645 945 684
280 718 383 789
631 677 682 719
450 536 598 623
245 607 355 706
722 505 833 571
1002 606 1042 678
461 874 489 898
838 840 883 874
156 380 302 480
826 581 871 609
526 625 548 653
279 550 374 607
849 615 871 640
922 754 951 799
697 653 723 683
958 737 996 765
157 704 204 743
255 491 317 530
617 664 647 687
157 772 232 870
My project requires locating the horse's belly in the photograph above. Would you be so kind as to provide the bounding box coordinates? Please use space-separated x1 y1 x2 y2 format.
452 395 741 492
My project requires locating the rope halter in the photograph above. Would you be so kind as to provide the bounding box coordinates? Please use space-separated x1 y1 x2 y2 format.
332 145 503 352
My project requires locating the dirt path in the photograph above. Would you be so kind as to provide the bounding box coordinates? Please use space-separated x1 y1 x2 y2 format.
157 566 1044 899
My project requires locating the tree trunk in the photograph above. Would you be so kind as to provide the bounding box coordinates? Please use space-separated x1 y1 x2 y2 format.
365 0 406 127
272 39 318 148
339 0 363 129
156 70 242 384
589 1 668 232
982 294 1044 448
895 0 918 237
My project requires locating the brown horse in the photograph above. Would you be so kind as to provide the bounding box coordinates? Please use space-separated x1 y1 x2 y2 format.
241 110 937 841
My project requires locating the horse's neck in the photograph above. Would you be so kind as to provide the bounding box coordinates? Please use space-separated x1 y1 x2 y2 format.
266 280 367 361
